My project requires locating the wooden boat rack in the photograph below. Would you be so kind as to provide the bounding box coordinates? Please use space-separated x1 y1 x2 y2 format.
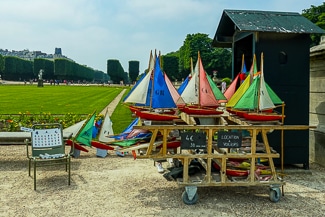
134 121 312 204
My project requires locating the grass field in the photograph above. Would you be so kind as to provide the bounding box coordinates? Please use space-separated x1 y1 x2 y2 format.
0 85 125 114
0 85 133 133
110 90 135 134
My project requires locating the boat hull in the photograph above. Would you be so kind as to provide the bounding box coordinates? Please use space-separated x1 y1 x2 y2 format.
91 141 115 150
135 110 179 121
129 105 143 113
156 140 181 149
212 162 249 177
243 112 284 121
129 105 177 115
182 106 223 115
65 139 89 152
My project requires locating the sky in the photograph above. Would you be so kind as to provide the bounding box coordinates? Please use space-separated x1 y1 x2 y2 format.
0 0 324 73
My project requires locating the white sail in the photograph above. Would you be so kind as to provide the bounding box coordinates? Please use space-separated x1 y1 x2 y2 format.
259 74 275 110
63 119 86 137
98 111 114 143
124 71 151 104
180 59 199 104
258 53 275 110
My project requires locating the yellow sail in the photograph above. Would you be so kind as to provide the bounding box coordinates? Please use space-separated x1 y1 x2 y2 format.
226 74 251 108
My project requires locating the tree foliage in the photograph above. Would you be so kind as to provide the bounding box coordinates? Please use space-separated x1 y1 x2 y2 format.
163 33 232 81
54 58 94 81
128 60 139 83
3 56 33 80
2 56 98 82
0 54 4 74
34 58 54 80
302 2 325 46
107 59 125 84
162 55 179 81
208 48 232 79
94 70 109 83
123 72 130 84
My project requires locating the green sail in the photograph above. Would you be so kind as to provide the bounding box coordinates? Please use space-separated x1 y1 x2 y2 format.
206 73 227 100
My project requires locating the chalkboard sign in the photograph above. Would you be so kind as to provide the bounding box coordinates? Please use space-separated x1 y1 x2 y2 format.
217 131 242 148
181 132 206 149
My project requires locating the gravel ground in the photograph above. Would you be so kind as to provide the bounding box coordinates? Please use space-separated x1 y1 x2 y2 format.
1 145 325 217
1 87 324 216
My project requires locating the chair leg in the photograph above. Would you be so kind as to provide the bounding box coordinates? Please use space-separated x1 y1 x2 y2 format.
68 157 71 185
34 161 36 190
28 159 31 176
30 158 71 190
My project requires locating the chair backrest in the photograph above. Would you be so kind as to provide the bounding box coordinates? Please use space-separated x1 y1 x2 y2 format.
31 123 64 157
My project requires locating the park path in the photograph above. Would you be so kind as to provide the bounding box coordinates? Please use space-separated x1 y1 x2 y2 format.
100 89 127 116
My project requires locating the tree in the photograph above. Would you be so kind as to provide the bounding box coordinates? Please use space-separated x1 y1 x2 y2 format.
0 54 4 75
302 3 325 46
3 56 16 80
207 48 232 79
54 58 94 82
34 58 54 80
123 72 129 84
107 59 125 84
176 33 232 80
128 60 139 83
3 56 33 81
162 55 179 81
20 59 33 80
94 70 108 83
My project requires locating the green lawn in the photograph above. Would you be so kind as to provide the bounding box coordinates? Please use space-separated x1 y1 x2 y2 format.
0 85 133 133
110 90 136 134
0 85 125 114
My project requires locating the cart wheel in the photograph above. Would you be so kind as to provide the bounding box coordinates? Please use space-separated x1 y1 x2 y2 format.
269 188 281 203
182 191 198 205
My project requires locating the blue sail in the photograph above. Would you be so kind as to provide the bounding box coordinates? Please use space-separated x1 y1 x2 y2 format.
177 75 189 95
144 79 152 106
109 117 139 140
151 56 177 109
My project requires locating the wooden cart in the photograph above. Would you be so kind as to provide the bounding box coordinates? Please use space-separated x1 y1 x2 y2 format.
134 120 312 204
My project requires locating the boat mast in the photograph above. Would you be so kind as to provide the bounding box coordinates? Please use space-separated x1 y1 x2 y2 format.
250 54 256 85
149 50 157 110
147 50 153 74
159 50 162 70
190 57 193 76
197 51 201 108
241 54 245 72
257 52 263 112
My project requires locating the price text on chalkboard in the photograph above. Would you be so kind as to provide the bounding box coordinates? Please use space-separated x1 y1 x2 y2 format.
217 131 242 148
181 132 206 149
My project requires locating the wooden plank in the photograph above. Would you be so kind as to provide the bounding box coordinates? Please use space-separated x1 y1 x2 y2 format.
176 180 285 187
118 141 161 153
134 124 312 188
249 129 257 182
261 129 278 181
145 128 158 156
180 112 196 125
134 124 313 131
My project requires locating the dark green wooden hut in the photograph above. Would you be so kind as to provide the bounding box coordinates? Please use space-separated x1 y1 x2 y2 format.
213 9 325 169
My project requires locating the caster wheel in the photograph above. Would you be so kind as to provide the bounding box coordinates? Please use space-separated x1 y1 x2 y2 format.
269 188 281 202
182 190 199 205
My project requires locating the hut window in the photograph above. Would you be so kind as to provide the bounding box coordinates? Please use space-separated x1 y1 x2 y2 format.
279 51 287 65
